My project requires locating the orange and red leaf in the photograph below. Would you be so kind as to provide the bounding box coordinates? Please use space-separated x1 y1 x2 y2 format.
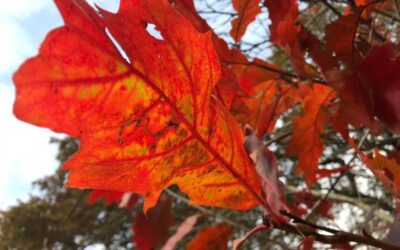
13 0 262 213
353 142 400 195
286 84 336 185
187 224 232 250
230 0 261 42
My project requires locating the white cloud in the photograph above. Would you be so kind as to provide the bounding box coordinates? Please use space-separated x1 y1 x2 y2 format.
0 18 36 75
0 0 119 210
0 0 120 17
0 0 51 18
0 0 120 76
0 0 61 209
0 0 52 75
0 83 61 209
89 0 120 13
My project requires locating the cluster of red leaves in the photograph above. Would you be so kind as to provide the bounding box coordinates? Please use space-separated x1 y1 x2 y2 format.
12 0 400 248
290 191 334 219
89 189 232 249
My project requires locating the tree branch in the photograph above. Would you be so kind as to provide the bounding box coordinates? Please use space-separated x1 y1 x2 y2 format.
285 185 394 223
272 211 400 249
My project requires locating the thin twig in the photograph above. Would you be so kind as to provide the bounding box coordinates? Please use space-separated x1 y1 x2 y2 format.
225 60 327 84
373 9 400 23
285 185 394 223
61 190 87 225
306 129 370 219
265 130 292 147
321 0 342 16
305 172 345 220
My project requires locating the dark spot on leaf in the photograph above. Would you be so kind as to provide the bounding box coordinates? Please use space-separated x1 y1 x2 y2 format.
108 63 116 73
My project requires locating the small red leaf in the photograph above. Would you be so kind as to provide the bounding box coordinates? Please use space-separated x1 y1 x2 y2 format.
351 140 400 195
325 13 360 63
230 0 262 42
293 191 333 219
133 195 175 250
88 189 124 206
264 0 308 77
315 200 334 219
264 0 300 47
298 236 315 250
187 224 232 250
230 75 301 136
357 44 400 133
286 84 336 185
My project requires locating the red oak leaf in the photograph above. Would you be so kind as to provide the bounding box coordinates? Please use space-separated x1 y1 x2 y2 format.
245 80 301 137
325 12 361 63
286 84 336 186
298 236 315 250
315 200 334 220
230 0 262 42
303 19 399 134
232 80 279 132
133 195 175 250
264 0 300 48
301 28 378 133
13 0 264 213
187 224 232 250
293 191 334 219
357 44 400 134
353 142 400 195
219 57 285 120
264 0 309 77
231 58 282 93
226 58 302 136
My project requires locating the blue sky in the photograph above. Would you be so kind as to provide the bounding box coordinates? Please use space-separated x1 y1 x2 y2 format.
0 0 62 209
0 0 118 209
